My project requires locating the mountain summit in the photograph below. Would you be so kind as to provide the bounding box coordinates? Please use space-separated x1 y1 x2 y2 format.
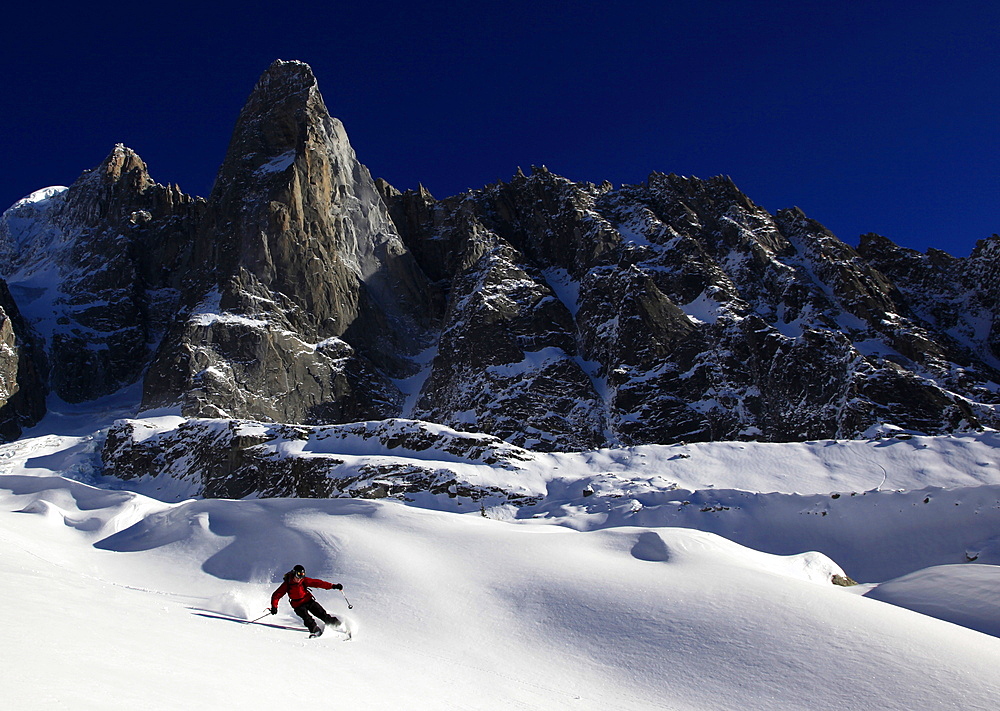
141 57 435 423
2 60 999 447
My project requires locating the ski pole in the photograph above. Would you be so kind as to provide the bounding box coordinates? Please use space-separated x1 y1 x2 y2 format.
247 610 271 625
341 589 353 609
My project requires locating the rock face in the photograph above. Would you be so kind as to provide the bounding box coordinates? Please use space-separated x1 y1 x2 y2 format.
380 169 1000 447
0 279 47 440
143 60 435 423
1 60 435 428
0 145 201 418
0 151 202 406
3 59 1000 455
102 417 536 503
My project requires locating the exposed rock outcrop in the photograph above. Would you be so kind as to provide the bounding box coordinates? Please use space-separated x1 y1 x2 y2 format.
102 417 536 502
141 60 436 422
0 279 47 440
0 148 203 404
382 168 1000 446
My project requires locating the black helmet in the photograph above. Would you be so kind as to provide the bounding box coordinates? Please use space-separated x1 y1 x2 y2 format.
292 564 306 575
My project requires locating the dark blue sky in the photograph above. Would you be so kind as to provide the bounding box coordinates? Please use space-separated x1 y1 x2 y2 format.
2 1 997 256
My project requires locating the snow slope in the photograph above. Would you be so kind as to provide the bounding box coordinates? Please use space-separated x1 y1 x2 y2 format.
2 413 1000 710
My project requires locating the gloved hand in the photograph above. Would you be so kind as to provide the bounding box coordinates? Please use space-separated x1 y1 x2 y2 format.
270 607 278 615
333 583 343 590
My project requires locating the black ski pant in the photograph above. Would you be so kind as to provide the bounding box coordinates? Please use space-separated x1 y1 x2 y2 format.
293 599 338 633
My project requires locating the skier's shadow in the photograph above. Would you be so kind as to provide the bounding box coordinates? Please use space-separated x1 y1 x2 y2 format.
188 607 306 632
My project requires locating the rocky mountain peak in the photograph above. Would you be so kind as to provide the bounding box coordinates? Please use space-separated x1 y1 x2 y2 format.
141 60 436 423
97 143 152 184
60 144 154 226
970 234 1000 261
210 60 326 192
230 60 320 136
201 60 433 340
254 59 319 98
4 59 999 450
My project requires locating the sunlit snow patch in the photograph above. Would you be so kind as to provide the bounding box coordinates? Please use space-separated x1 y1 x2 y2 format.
254 150 296 175
865 564 1000 638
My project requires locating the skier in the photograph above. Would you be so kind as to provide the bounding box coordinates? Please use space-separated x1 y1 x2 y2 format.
270 564 344 637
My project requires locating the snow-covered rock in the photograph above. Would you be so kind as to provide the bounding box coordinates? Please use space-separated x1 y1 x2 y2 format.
102 416 539 505
383 168 1000 447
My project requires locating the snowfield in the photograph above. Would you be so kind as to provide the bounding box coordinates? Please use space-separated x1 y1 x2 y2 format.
2 408 1000 710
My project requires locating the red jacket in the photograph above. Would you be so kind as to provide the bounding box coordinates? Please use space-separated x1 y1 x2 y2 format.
271 574 334 609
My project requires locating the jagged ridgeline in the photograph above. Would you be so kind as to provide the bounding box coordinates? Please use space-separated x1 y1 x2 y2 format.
2 59 1000 448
